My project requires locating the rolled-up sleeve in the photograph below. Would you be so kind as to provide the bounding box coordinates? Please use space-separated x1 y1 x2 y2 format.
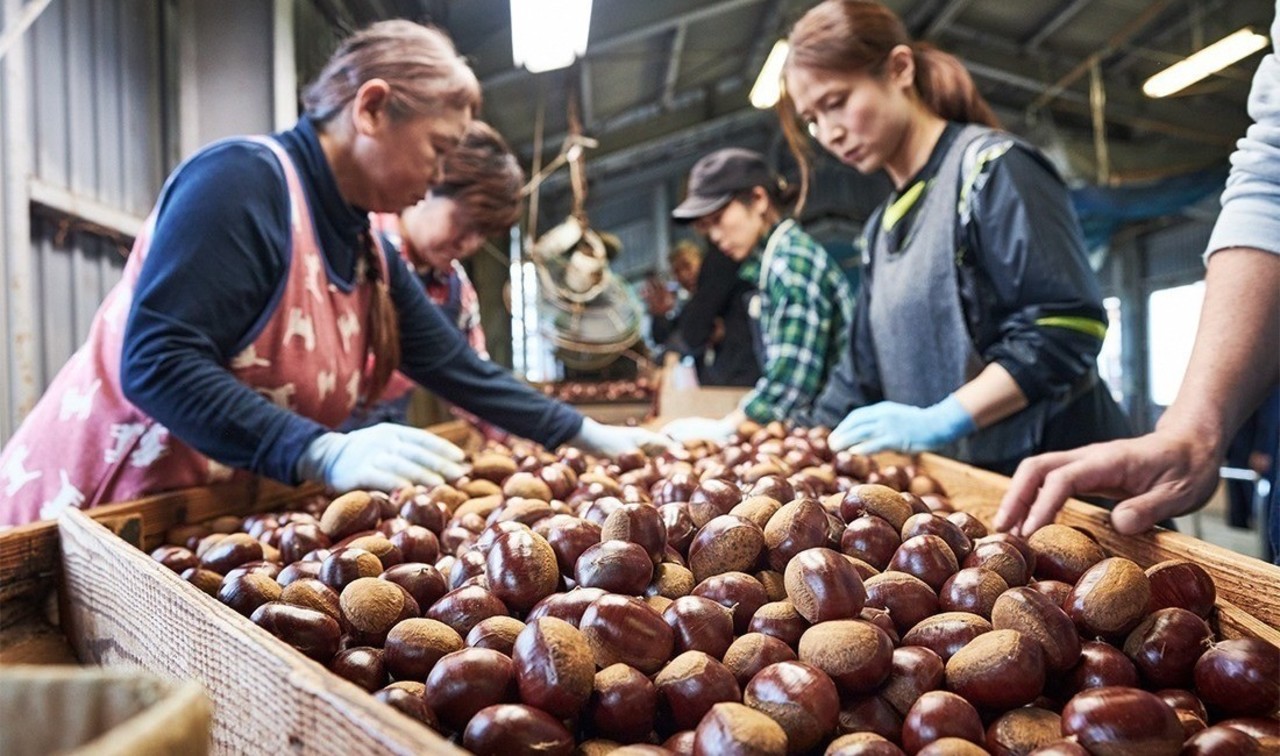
1207 19 1280 258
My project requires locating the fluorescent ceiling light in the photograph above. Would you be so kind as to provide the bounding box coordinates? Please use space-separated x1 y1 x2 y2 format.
1143 27 1269 98
750 40 789 109
510 0 593 74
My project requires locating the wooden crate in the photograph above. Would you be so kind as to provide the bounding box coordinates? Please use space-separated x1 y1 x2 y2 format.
916 453 1280 646
58 508 462 755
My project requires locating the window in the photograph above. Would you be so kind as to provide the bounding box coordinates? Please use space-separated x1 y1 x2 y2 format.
1097 296 1125 405
1147 282 1206 407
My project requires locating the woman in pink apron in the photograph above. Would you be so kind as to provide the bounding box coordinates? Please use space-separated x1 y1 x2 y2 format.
0 21 664 526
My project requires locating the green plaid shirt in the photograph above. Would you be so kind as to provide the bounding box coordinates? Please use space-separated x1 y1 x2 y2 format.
739 220 854 423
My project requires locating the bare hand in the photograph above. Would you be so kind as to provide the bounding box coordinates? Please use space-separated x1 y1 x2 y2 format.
993 430 1221 537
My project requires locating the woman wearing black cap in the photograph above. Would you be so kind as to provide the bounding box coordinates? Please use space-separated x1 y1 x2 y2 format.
778 0 1130 474
662 148 855 442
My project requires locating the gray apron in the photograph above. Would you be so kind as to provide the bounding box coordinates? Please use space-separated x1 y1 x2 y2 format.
867 125 1051 466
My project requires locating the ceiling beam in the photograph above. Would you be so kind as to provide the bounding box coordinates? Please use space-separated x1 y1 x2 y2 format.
1109 0 1234 75
661 24 687 109
1022 0 1093 52
922 0 978 41
1029 0 1179 112
482 0 765 90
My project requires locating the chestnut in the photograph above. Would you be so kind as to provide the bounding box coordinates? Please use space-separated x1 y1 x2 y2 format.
962 540 1028 589
533 514 601 575
1145 559 1216 618
880 646 945 718
1064 557 1150 638
218 572 282 617
743 661 840 755
151 545 199 573
687 516 765 584
279 577 341 621
425 584 508 638
602 503 668 565
763 499 830 572
399 492 446 534
748 601 810 649
688 479 743 528
1061 687 1183 756
373 685 437 728
318 548 383 593
889 535 959 592
694 702 788 756
586 663 658 743
664 596 736 659
181 567 223 597
424 647 518 734
722 633 798 689
692 572 769 635
575 540 655 595
946 512 987 542
579 594 674 675
659 503 698 555
1122 607 1212 689
797 620 894 696
991 586 1081 673
387 525 439 565
1026 524 1104 584
863 572 939 635
649 563 696 600
380 563 447 612
825 732 905 755
329 646 387 691
319 491 381 541
1061 641 1139 699
250 602 341 664
275 561 321 587
901 691 984 755
945 629 1046 710
339 577 418 646
654 651 741 734
835 695 902 744
526 587 607 628
200 533 264 575
937 567 1007 619
900 612 992 662
463 704 573 756
383 617 463 681
732 495 784 531
745 475 796 505
840 516 902 571
1193 638 1280 717
485 529 559 612
784 547 866 624
840 485 913 531
465 615 525 656
1181 726 1262 756
985 707 1061 756
901 513 972 564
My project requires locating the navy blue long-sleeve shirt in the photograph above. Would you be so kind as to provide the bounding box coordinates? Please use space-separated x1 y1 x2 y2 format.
120 117 582 484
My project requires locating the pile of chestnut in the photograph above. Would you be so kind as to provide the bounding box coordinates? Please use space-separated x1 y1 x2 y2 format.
151 420 1280 756
538 378 656 405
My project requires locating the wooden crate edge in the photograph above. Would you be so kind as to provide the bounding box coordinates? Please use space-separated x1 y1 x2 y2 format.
57 508 465 755
916 452 1280 642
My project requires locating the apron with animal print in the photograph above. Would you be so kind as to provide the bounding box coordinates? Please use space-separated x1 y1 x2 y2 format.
0 136 377 525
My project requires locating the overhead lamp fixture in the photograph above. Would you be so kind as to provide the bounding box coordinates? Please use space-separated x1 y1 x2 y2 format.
1143 27 1269 98
510 0 593 74
750 40 789 109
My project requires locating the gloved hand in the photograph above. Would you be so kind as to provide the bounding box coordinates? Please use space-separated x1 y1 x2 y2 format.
570 417 674 457
296 423 467 492
661 415 736 444
828 396 976 454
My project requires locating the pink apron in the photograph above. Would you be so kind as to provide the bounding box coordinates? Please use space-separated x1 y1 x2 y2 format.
0 137 378 525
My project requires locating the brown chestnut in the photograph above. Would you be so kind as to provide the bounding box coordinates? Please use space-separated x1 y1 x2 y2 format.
1064 557 1150 638
743 661 840 755
424 647 517 734
797 620 893 696
1193 638 1280 717
463 703 573 756
784 547 866 624
579 594 674 675
664 596 736 659
693 701 788 756
945 629 1046 710
250 601 341 663
901 691 984 755
687 516 765 584
655 651 742 734
586 663 658 743
1122 607 1212 689
1061 686 1182 756
329 646 387 691
465 615 525 656
1145 559 1216 618
575 540 655 595
692 571 769 635
722 633 798 689
383 617 463 681
425 584 508 638
991 586 1081 673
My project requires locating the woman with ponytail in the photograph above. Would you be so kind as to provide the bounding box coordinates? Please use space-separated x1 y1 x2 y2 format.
780 0 1129 474
662 147 855 443
0 21 664 525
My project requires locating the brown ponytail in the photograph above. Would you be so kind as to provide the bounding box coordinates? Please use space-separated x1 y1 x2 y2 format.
780 0 1000 208
360 232 400 406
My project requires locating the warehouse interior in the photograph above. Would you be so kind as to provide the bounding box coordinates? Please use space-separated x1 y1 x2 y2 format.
2 0 1273 551
1 1 1278 751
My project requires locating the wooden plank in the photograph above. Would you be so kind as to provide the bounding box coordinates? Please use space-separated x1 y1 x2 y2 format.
58 508 465 756
915 453 1280 644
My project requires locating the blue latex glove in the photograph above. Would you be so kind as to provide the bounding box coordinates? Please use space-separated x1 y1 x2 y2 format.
296 423 467 492
571 417 674 457
828 396 977 454
660 415 736 444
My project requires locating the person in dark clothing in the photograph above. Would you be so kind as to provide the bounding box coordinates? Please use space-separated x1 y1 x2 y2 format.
780 0 1130 475
0 21 665 526
644 240 703 348
661 245 762 388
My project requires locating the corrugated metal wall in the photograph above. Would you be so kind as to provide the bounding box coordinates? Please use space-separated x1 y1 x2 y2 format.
1 0 168 443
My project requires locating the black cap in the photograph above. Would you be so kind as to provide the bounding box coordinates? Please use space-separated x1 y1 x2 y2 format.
672 148 773 221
